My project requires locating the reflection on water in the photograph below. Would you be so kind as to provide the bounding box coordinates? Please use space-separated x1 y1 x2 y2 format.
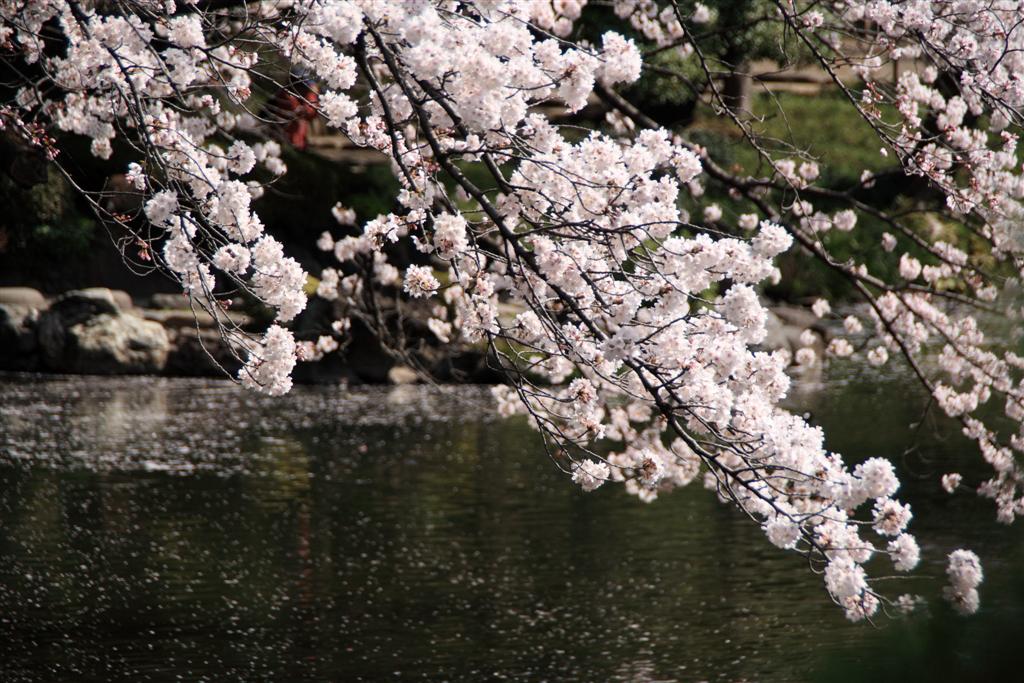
1 367 1023 681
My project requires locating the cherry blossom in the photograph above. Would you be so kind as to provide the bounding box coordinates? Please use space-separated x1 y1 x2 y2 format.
8 0 1024 621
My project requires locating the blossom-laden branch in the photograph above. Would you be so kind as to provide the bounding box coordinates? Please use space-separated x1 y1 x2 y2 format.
8 0 1024 620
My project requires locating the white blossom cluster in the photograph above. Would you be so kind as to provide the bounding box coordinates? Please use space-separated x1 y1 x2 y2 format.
944 549 984 614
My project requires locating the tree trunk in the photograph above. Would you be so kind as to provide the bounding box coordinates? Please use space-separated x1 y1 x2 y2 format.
722 66 751 116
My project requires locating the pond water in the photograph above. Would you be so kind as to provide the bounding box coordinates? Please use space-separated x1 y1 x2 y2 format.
1 364 1023 682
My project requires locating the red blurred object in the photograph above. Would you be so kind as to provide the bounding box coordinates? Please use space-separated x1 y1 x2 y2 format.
265 82 319 150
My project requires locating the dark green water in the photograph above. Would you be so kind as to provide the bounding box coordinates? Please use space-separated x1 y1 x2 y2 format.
1 365 1022 682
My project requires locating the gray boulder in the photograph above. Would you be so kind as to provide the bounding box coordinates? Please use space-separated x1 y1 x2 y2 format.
48 288 120 318
148 292 190 310
0 303 41 370
387 365 419 385
37 289 169 374
762 306 827 359
164 326 243 377
88 287 134 312
772 304 828 338
142 308 253 330
0 286 46 308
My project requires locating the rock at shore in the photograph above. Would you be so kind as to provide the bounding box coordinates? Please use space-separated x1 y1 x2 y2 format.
163 326 243 376
37 288 169 374
0 287 46 370
0 286 47 309
763 304 829 356
0 304 41 370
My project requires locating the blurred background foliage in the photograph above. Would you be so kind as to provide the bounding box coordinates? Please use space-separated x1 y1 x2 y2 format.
0 165 95 259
